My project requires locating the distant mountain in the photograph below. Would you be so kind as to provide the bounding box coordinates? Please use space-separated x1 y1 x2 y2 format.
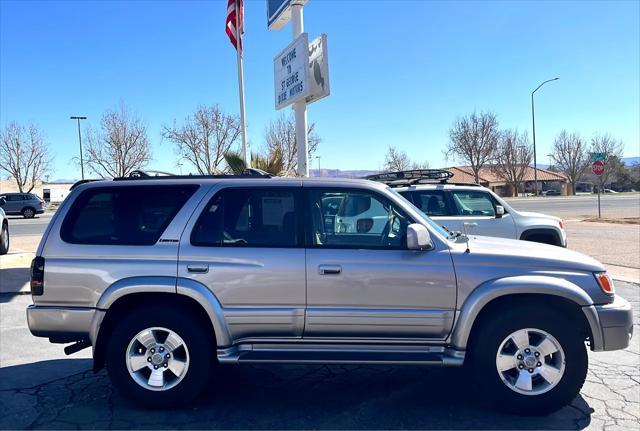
309 169 380 178
623 157 639 166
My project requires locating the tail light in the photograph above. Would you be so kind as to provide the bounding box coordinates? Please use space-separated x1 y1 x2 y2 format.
30 256 45 296
559 220 564 230
595 272 614 296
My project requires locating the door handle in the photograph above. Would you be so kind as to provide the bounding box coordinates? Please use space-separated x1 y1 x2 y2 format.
187 265 209 274
463 222 478 228
319 265 342 275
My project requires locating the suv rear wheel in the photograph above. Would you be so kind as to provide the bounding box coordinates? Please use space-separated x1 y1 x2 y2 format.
469 305 588 415
106 305 213 408
22 207 35 219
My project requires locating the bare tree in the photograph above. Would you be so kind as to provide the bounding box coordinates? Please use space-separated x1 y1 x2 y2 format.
445 111 499 183
163 105 241 175
0 122 52 192
551 130 590 195
264 113 320 175
84 104 151 178
492 129 532 196
590 133 623 189
383 146 411 171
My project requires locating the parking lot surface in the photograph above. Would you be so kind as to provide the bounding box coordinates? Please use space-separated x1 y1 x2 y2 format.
0 282 637 430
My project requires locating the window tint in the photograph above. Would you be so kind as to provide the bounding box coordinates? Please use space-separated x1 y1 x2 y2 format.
406 190 451 216
450 190 496 216
309 189 409 249
4 195 23 201
191 188 299 247
61 185 198 245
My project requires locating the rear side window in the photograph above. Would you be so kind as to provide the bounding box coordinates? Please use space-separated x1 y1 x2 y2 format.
191 188 300 247
404 190 451 217
61 185 198 245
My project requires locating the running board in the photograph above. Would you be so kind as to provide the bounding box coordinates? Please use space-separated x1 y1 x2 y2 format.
218 345 464 367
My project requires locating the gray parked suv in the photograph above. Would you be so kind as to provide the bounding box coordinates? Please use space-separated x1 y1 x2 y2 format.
27 174 633 414
0 192 45 218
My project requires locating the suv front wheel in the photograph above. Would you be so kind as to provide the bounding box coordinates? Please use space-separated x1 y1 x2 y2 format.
106 306 213 408
469 305 588 415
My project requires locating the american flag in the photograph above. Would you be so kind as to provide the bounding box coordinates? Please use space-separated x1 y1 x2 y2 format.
225 0 244 55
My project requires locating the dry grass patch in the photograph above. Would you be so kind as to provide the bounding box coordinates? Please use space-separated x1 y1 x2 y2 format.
583 217 640 225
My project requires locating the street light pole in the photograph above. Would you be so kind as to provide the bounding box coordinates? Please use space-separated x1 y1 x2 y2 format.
70 116 87 180
531 77 559 196
316 156 321 177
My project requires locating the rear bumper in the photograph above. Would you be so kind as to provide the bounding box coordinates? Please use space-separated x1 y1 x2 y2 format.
592 295 633 351
27 305 101 344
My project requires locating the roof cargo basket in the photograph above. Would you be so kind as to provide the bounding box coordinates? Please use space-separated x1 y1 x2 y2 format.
364 169 454 186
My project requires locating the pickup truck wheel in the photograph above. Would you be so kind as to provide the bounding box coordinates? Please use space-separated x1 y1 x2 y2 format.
470 306 588 415
106 306 213 408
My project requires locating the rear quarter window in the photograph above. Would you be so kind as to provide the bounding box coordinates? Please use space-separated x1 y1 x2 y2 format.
61 185 198 245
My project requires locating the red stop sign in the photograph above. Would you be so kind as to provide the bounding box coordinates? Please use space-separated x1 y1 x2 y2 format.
592 160 604 176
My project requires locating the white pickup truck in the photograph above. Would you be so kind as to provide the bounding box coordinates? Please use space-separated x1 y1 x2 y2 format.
367 170 567 247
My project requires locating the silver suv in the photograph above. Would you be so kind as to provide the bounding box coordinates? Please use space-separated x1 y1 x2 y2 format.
27 174 632 414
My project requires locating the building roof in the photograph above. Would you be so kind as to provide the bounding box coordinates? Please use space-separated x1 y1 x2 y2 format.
446 166 568 185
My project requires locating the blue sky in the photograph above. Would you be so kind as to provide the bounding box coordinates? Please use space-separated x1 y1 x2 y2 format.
1 0 639 179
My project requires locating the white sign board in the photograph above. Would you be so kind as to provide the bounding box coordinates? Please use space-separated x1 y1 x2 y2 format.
274 33 311 110
306 34 330 105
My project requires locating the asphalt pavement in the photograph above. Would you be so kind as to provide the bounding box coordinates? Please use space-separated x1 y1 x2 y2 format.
0 282 637 430
504 194 640 220
5 213 53 237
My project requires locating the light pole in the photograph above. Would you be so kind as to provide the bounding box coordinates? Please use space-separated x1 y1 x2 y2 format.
546 153 553 170
316 156 321 177
531 77 559 196
70 116 87 180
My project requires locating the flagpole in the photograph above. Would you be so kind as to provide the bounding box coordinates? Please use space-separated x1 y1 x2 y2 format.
235 0 248 166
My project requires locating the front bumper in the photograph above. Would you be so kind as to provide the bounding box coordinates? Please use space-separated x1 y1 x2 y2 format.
27 305 102 344
592 295 634 351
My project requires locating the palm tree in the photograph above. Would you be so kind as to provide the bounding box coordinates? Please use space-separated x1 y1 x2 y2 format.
224 147 286 176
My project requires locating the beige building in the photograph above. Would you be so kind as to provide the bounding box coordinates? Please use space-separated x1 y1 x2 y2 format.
447 166 569 197
0 179 75 203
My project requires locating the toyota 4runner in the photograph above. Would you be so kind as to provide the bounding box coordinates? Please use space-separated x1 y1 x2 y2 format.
27 172 633 413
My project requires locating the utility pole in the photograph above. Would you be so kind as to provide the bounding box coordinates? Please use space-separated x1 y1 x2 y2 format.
531 77 559 196
316 155 321 176
70 116 87 180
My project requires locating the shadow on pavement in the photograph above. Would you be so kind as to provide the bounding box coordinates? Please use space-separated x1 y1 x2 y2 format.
0 359 594 430
0 267 30 300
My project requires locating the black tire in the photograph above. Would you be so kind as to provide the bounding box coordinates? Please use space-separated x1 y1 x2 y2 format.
0 223 8 255
105 305 214 408
469 305 588 415
22 207 35 219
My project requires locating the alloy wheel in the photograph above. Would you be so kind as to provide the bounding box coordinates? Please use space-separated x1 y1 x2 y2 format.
125 326 190 392
495 327 566 396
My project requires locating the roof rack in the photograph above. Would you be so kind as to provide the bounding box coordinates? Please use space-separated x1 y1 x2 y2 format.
113 168 272 181
364 169 455 187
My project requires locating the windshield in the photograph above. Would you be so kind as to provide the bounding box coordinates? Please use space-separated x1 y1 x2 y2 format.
387 188 452 239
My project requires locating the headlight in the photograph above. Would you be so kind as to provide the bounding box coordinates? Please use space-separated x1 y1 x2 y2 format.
594 272 615 295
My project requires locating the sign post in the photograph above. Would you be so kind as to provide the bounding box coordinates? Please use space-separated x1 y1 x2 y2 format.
269 0 328 177
592 160 604 218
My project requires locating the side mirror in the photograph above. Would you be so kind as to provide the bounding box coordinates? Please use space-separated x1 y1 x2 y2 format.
0 197 5 207
495 205 504 218
407 223 432 250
